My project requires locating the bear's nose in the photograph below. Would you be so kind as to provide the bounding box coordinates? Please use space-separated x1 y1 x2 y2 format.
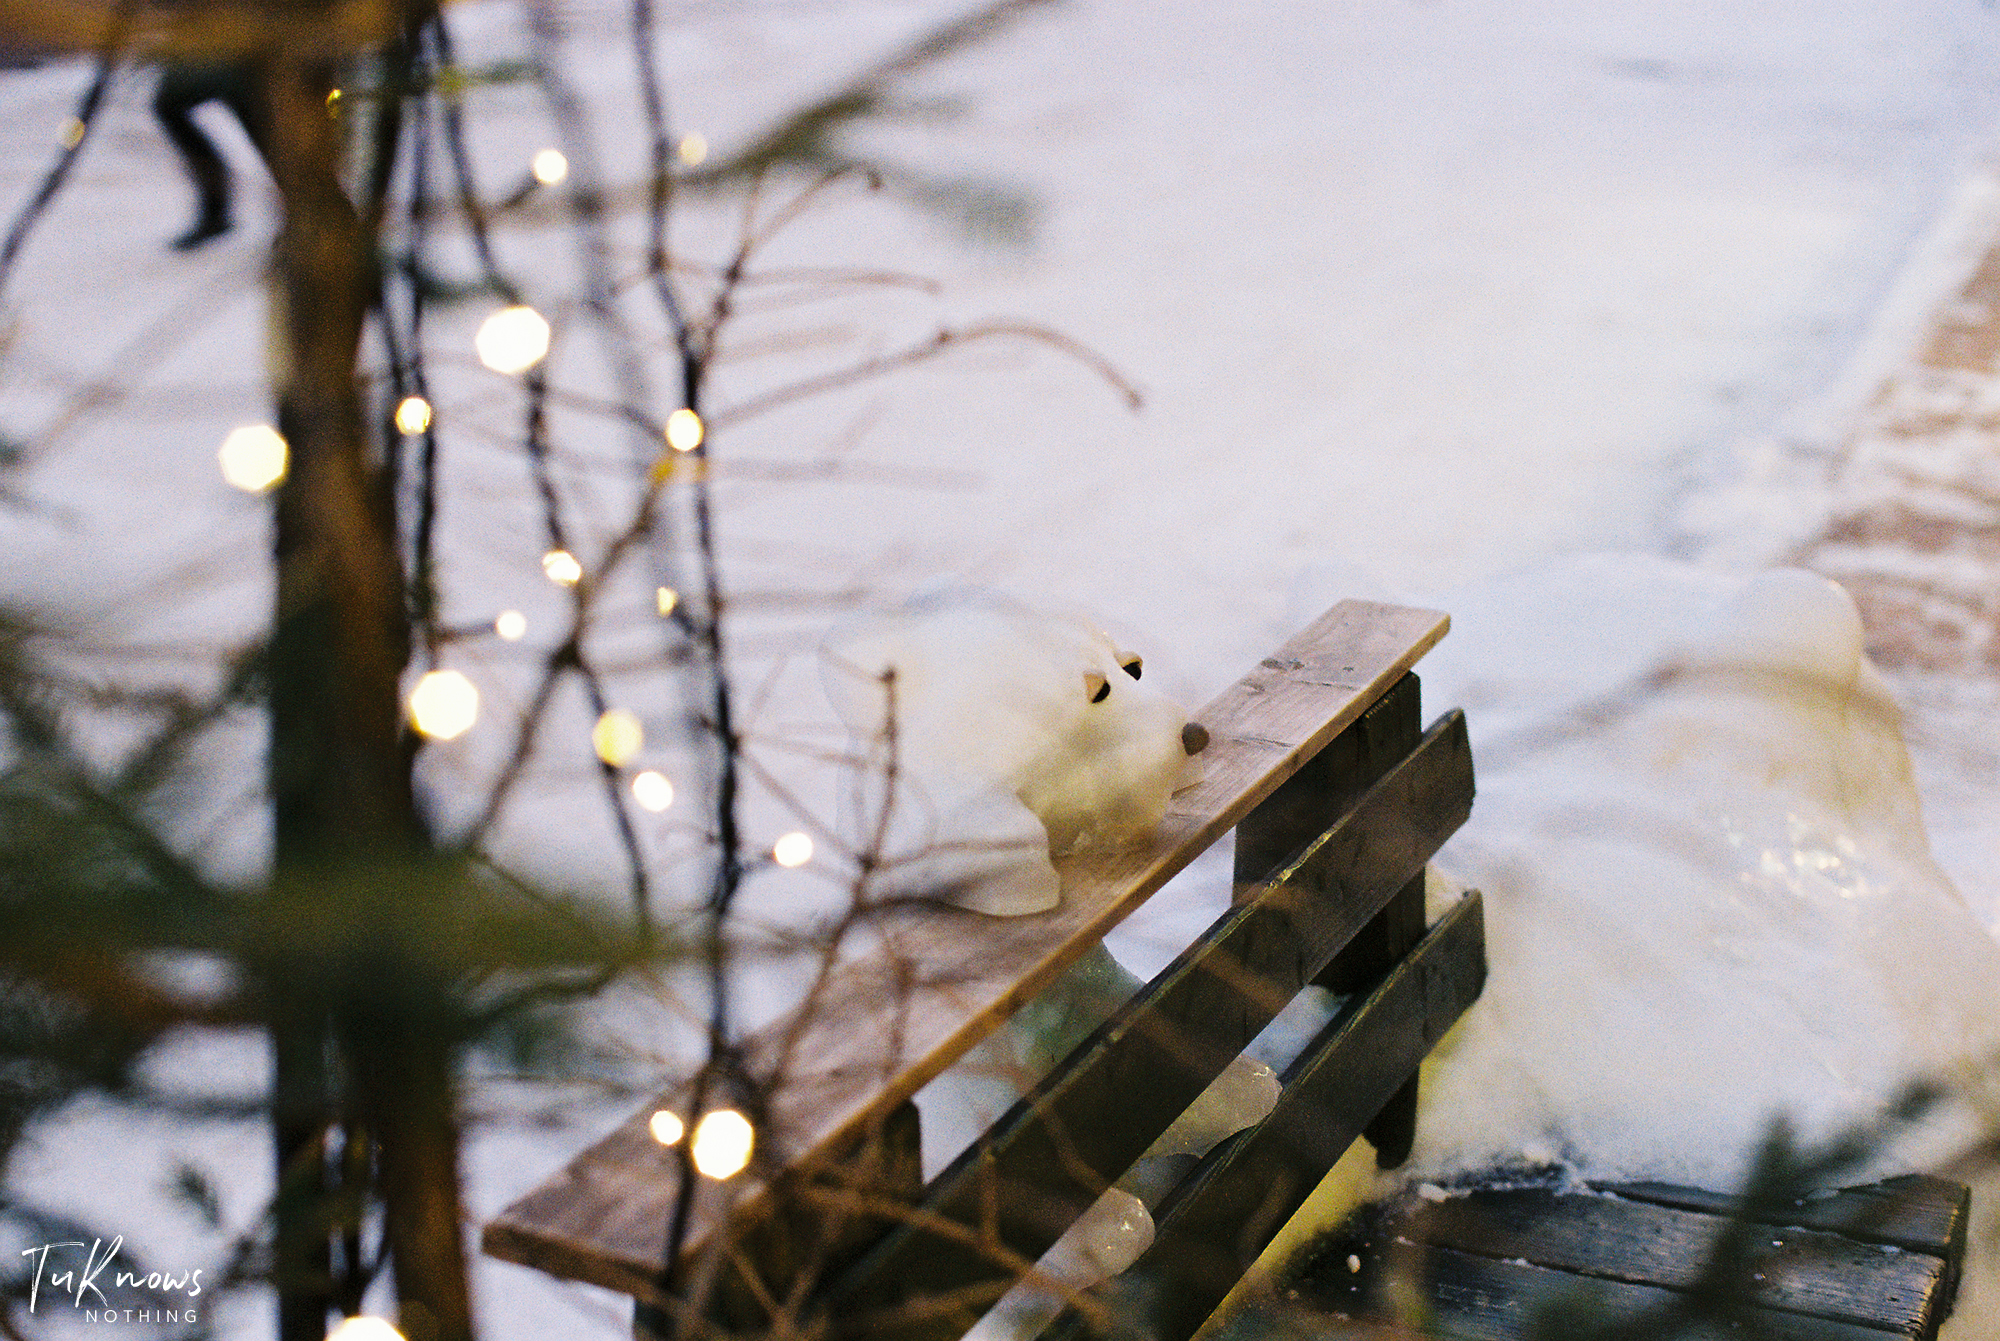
1181 721 1210 756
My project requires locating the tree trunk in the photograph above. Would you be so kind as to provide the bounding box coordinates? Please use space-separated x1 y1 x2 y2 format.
257 17 471 1341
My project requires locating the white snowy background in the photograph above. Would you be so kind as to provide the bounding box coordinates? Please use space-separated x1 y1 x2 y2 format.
5 0 2000 1337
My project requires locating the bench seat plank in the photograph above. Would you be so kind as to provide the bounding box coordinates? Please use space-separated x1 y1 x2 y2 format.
484 601 1450 1303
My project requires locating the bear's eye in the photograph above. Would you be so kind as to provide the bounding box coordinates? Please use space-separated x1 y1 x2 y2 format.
1120 656 1143 680
1084 670 1110 703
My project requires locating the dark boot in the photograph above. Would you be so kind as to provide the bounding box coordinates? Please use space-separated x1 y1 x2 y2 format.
169 203 232 250
155 64 237 251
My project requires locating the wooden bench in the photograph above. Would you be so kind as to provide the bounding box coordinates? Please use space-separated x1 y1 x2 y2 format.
482 598 1971 1340
483 600 1483 1339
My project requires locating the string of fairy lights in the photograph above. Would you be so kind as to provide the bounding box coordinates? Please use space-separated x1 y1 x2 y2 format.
211 138 800 1255
217 146 812 880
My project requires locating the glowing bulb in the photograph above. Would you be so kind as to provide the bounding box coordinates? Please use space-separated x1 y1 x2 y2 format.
476 305 550 374
772 832 814 868
665 408 704 453
218 424 288 493
648 1109 684 1146
408 669 478 741
531 148 569 185
541 549 582 586
677 133 707 166
57 117 84 149
325 88 343 114
327 1318 404 1341
592 708 643 766
494 609 527 641
691 1109 753 1179
655 587 678 617
633 770 674 812
394 395 433 434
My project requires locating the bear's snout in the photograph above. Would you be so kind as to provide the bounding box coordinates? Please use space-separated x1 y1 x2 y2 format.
1181 722 1210 756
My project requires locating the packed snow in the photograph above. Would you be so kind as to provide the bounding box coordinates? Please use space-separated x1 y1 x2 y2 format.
4 0 2000 1338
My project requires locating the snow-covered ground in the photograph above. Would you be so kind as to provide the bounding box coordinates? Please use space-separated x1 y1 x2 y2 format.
6 0 2000 1337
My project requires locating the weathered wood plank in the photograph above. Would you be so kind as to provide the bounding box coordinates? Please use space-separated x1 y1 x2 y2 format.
1604 1176 1969 1260
1035 893 1488 1341
1297 1241 1919 1341
483 601 1450 1302
813 718 1474 1338
1405 1188 1946 1336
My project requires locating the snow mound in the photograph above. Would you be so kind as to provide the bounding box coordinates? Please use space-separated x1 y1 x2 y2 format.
1410 554 2000 1188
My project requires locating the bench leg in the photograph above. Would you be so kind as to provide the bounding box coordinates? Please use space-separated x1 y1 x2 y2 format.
635 1099 925 1339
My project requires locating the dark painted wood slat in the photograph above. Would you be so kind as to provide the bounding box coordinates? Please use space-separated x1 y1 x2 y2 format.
1236 673 1430 1169
1604 1176 1968 1259
816 714 1475 1340
1307 1242 1921 1341
1038 893 1488 1341
1408 1189 1945 1336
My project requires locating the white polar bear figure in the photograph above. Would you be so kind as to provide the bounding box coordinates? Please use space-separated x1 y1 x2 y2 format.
821 592 1208 916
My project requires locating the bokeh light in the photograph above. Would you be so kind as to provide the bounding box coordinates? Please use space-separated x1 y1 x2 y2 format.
531 148 569 185
773 832 814 868
677 133 707 166
475 305 551 374
656 587 679 617
632 770 674 812
326 1317 403 1341
541 549 582 586
665 408 704 453
394 395 433 435
691 1109 753 1179
218 424 288 493
648 1109 684 1146
494 609 527 641
408 670 478 741
592 709 643 767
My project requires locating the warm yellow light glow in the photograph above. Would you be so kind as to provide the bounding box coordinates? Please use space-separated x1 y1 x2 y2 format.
394 395 433 435
409 670 479 741
57 117 84 150
632 770 674 812
772 832 814 868
531 147 569 185
218 424 288 493
655 586 679 617
541 549 582 586
665 408 704 453
476 305 551 374
494 609 527 641
326 1317 404 1341
647 1109 685 1146
677 133 708 166
325 88 343 114
592 709 644 766
691 1109 753 1179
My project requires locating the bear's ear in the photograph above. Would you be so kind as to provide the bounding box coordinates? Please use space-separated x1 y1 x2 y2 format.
1119 654 1143 680
1084 670 1110 703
